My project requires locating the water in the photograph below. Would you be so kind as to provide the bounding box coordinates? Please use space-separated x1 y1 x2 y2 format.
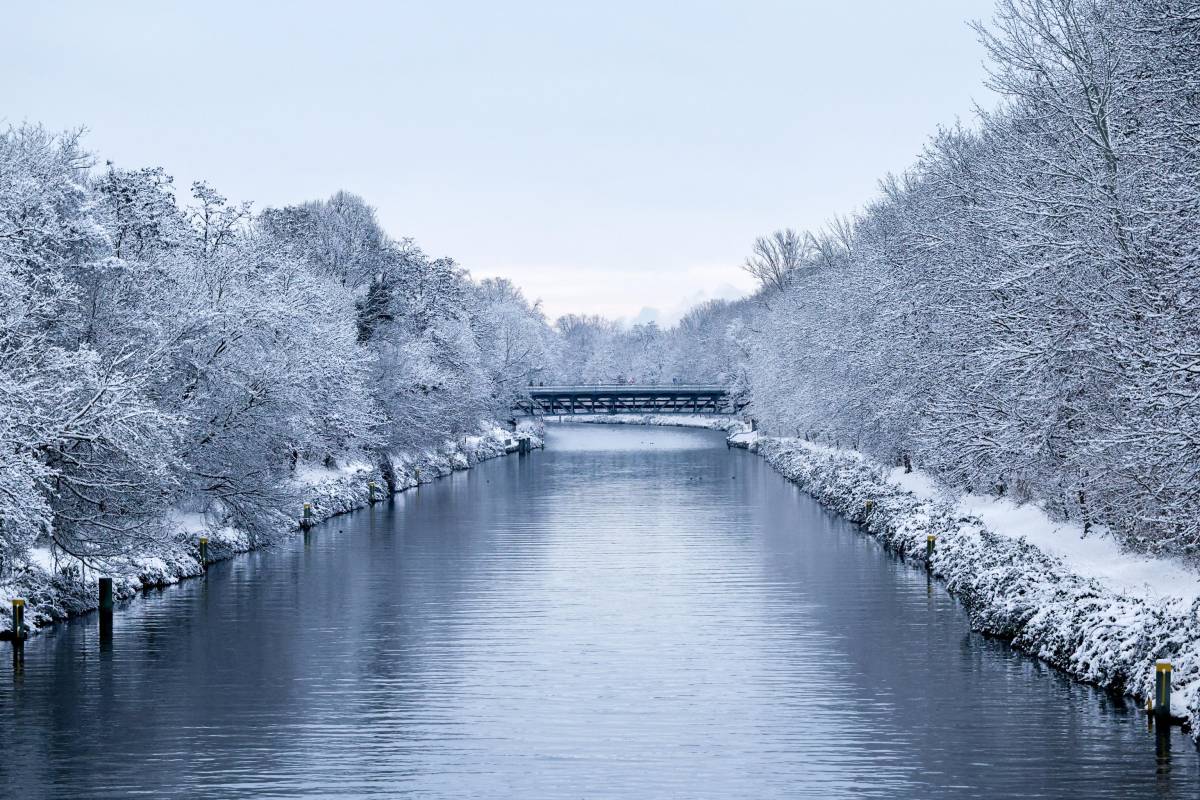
0 424 1195 798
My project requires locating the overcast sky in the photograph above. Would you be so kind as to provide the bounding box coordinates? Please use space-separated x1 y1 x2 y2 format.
3 0 996 323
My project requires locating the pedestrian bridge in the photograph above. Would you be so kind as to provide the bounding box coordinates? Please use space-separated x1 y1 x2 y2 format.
514 384 747 416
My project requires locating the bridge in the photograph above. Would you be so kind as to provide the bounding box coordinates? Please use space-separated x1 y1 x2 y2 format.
514 384 747 416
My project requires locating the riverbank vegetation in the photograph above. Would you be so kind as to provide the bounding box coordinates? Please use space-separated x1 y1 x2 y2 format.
3 0 1197 601
741 433 1200 729
561 0 1200 562
0 130 556 578
719 0 1200 559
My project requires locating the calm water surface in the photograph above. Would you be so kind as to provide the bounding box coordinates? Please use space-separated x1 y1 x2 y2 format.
0 424 1196 798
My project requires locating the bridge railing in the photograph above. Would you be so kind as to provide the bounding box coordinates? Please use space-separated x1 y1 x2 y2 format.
526 384 731 393
514 383 747 416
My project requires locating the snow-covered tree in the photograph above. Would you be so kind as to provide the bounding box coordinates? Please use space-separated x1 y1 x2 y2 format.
741 0 1200 556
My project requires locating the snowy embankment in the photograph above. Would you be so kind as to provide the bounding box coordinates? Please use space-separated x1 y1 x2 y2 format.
739 434 1200 732
2 422 543 633
558 413 750 435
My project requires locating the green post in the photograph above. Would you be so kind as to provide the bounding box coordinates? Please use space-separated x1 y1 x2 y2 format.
368 481 377 503
926 534 936 565
11 598 25 641
865 499 875 515
199 536 209 567
1155 661 1172 719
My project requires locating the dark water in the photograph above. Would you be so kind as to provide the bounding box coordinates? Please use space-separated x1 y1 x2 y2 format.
0 424 1196 798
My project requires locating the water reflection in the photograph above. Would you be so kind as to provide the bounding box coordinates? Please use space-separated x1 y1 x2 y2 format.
0 423 1196 798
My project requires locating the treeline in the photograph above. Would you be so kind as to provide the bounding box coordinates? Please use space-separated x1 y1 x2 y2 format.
7 0 1193 569
0 127 557 567
552 301 749 386
739 0 1200 556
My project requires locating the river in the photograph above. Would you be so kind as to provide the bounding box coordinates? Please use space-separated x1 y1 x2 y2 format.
0 423 1195 798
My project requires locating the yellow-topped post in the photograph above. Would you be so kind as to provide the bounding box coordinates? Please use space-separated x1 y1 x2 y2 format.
302 502 313 529
926 534 936 565
11 598 25 641
1155 661 1173 719
199 536 209 568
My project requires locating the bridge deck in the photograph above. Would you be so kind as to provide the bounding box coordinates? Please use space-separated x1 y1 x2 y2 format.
515 384 746 415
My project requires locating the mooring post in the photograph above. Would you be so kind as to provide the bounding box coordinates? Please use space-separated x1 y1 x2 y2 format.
302 502 313 528
414 468 421 485
99 578 113 613
865 499 875 515
368 481 377 504
926 534 936 566
1155 661 1173 719
99 577 114 640
199 536 209 568
11 598 25 641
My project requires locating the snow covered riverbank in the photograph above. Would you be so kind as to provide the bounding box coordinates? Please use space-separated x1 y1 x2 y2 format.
2 423 542 633
739 434 1200 733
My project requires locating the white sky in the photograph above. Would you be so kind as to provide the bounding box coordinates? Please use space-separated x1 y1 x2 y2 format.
2 0 997 323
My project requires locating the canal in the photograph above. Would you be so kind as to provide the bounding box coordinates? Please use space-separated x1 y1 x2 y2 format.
0 424 1196 798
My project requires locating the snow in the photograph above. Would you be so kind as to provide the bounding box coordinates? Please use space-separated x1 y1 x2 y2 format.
25 546 56 574
291 459 373 487
166 509 216 535
883 465 1200 604
958 493 1200 604
5 422 542 634
727 430 762 447
745 433 1200 734
885 467 941 501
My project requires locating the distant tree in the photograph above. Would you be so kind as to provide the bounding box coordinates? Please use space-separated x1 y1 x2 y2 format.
741 228 811 293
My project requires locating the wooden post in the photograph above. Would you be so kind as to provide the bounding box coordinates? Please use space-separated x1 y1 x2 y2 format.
99 578 113 640
865 499 875 515
926 534 936 566
1155 661 1173 719
11 599 25 641
199 536 209 567
368 481 377 503
301 502 313 528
